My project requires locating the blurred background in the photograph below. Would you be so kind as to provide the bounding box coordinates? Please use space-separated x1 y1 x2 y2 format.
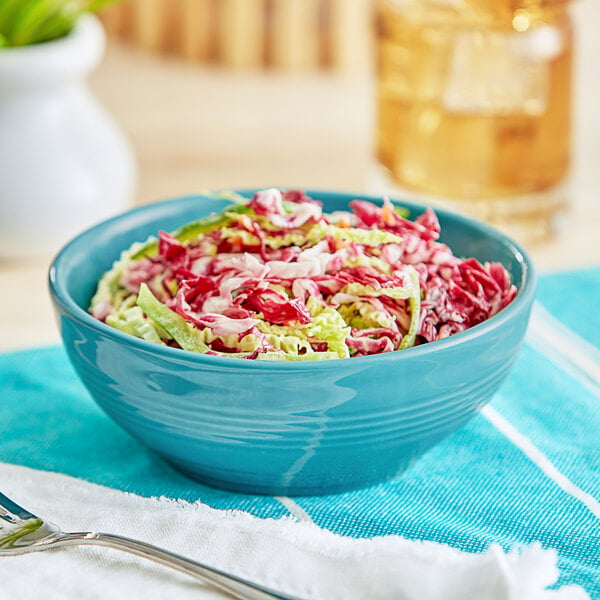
94 0 374 198
92 0 599 250
0 0 598 349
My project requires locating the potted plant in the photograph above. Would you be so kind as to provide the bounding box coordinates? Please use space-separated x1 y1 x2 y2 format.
0 1 136 259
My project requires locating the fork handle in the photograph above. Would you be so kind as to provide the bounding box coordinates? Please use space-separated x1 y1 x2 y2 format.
54 531 292 600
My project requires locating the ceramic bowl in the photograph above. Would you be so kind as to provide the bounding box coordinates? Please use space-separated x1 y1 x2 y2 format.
49 190 536 496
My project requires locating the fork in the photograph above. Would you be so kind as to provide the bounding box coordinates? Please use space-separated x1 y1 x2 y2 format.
0 491 293 600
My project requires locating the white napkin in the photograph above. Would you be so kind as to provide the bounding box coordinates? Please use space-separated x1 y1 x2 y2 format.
0 462 589 600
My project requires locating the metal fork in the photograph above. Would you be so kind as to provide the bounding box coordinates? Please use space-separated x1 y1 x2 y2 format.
0 490 292 600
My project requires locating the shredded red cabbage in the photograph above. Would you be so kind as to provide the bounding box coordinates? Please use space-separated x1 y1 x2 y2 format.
91 189 517 359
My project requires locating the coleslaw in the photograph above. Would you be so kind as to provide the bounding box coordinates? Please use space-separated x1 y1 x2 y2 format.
89 188 516 360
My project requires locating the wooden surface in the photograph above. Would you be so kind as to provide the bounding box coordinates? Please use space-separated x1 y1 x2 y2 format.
0 0 598 352
99 0 373 70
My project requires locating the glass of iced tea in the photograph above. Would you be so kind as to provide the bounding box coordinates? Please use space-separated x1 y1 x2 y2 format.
374 0 573 242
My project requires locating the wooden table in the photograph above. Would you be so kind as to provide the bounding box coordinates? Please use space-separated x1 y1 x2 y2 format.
1 0 598 352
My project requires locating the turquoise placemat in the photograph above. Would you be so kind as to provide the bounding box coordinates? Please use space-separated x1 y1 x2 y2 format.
1 266 599 596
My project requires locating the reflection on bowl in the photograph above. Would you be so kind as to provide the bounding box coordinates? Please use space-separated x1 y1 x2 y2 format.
49 190 536 496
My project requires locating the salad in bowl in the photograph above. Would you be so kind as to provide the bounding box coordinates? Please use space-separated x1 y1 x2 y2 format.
49 188 534 494
90 188 516 361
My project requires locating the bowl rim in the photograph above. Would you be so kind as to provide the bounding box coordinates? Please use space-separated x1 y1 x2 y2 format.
49 188 537 370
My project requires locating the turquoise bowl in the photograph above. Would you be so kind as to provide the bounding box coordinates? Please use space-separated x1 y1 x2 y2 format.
49 190 536 496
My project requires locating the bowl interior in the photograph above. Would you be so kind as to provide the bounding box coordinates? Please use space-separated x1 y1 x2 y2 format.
50 189 532 335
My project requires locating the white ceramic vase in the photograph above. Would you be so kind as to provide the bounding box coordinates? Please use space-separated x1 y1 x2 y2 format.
0 16 136 259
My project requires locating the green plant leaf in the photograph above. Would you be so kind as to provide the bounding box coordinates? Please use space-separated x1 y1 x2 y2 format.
0 0 28 42
85 0 124 11
9 0 67 46
0 0 127 46
26 10 76 45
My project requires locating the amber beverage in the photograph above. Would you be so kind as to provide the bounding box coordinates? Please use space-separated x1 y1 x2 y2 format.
375 0 573 241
